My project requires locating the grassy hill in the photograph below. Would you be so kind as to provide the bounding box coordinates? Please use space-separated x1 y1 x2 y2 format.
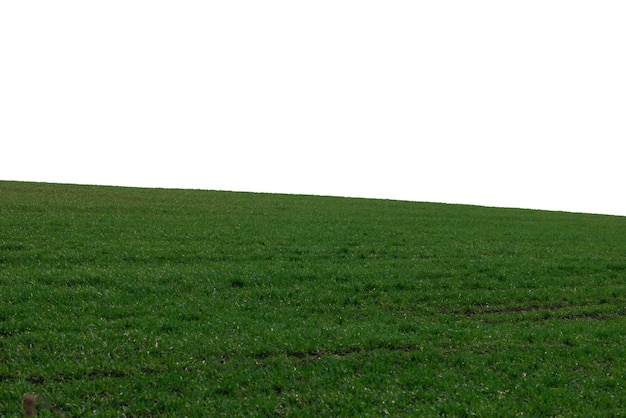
1 180 625 416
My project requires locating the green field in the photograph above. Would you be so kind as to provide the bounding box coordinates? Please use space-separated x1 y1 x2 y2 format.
1 180 625 416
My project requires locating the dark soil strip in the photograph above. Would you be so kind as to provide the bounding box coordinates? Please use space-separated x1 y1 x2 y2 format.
462 301 616 317
285 344 424 362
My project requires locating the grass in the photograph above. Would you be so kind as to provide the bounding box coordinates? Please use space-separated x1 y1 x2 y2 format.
1 180 626 416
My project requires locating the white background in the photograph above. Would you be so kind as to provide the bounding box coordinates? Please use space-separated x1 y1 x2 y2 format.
2 1 625 216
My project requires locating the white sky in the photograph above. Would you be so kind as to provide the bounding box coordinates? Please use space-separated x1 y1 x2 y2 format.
1 1 625 216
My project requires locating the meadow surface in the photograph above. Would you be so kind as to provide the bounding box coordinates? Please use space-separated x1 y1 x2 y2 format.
1 180 626 416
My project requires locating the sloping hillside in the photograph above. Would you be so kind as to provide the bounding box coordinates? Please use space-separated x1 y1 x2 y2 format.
1 180 625 416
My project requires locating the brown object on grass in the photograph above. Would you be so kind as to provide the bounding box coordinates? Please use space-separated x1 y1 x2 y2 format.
23 393 37 416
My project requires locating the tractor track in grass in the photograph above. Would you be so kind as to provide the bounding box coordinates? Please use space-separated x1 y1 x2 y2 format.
5 346 425 387
0 367 166 386
285 343 425 362
217 344 427 364
459 301 624 322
